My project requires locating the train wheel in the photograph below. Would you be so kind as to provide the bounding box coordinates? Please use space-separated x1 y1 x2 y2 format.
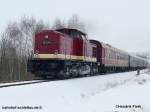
56 66 70 79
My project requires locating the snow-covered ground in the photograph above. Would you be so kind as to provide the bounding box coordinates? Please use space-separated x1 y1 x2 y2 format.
0 70 150 112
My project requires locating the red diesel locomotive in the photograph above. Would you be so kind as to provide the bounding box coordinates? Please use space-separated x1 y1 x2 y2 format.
27 28 148 79
28 28 98 78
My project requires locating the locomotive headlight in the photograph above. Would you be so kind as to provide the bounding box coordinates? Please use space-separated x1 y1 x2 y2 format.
45 35 48 39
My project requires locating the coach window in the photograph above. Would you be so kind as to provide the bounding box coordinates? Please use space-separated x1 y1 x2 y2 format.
117 54 120 60
109 52 111 59
107 50 110 58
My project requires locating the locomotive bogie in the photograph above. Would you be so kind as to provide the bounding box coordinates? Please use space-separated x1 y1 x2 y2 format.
28 59 98 79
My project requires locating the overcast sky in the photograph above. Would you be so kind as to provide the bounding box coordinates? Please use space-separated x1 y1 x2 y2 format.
0 0 150 52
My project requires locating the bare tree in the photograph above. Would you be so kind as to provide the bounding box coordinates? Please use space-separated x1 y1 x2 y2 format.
52 18 66 29
0 32 18 81
0 16 50 82
68 14 86 32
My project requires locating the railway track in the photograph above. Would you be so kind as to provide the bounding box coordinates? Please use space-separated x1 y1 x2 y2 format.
0 80 52 88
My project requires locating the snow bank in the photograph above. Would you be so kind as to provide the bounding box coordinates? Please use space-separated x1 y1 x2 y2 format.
0 70 150 112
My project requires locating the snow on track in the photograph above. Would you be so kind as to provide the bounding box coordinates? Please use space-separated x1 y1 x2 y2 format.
0 80 42 86
0 80 50 88
0 69 150 112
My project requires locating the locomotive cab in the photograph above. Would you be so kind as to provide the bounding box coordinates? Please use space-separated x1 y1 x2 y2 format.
56 28 87 39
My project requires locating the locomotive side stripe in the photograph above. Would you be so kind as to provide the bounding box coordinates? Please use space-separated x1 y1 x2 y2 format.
33 54 97 62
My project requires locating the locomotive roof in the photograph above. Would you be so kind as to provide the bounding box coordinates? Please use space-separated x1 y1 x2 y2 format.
90 39 129 55
56 28 86 36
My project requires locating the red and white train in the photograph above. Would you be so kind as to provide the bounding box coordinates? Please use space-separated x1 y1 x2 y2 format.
27 28 148 79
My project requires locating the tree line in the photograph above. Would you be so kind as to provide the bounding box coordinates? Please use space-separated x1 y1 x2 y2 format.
0 14 86 82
